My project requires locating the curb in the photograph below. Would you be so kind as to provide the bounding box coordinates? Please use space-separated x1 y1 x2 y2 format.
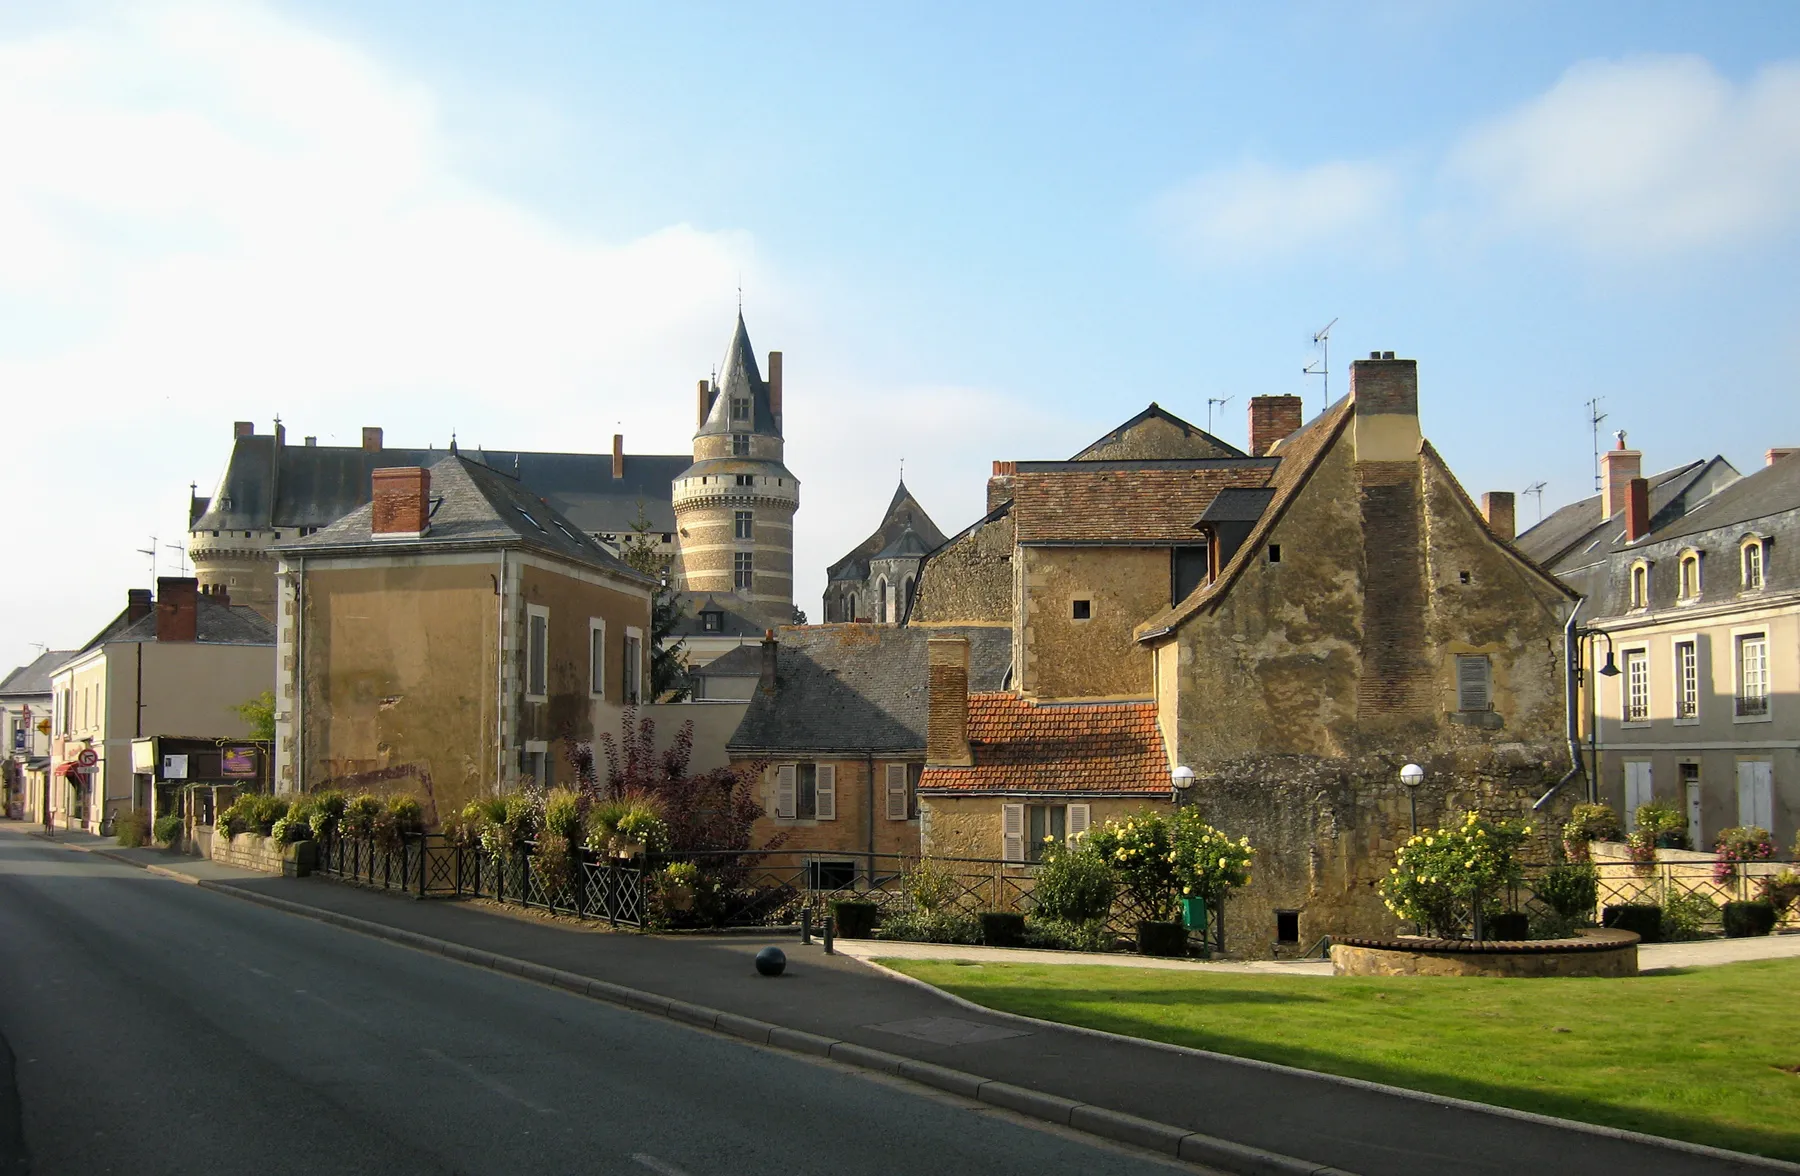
856 957 1800 1175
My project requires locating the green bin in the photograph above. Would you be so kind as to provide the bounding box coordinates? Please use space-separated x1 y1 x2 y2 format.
1181 896 1207 932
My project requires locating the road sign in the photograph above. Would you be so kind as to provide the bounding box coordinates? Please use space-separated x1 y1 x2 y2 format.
76 748 98 768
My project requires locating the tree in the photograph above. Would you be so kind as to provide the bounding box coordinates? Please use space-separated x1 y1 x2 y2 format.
617 503 688 701
230 691 275 741
569 707 772 854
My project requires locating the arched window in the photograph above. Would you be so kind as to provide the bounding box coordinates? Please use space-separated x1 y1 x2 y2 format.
1741 536 1766 590
1678 549 1702 601
902 576 914 621
1629 561 1649 609
877 579 889 624
847 593 857 622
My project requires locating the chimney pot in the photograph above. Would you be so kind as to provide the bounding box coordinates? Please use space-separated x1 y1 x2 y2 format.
1370 351 1381 360
234 421 254 439
768 351 783 420
1382 351 1396 360
154 577 199 642
1481 492 1516 542
274 420 286 448
1247 395 1304 457
1767 447 1798 467
612 434 625 479
1625 476 1650 542
925 635 973 767
304 436 316 447
126 588 154 624
759 629 778 694
362 427 383 452
1600 442 1642 520
371 467 431 538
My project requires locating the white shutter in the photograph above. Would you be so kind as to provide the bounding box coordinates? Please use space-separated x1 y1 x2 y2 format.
1737 761 1773 830
775 765 796 820
816 764 837 820
1624 762 1653 829
1066 803 1091 842
1456 655 1490 711
1001 803 1025 862
886 764 909 820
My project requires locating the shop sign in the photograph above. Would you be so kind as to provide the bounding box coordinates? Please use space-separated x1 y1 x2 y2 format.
221 747 258 777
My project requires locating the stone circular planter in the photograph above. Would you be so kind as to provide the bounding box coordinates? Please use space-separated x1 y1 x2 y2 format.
1330 928 1640 978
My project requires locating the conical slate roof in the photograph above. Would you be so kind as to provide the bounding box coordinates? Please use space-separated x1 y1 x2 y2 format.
874 524 931 561
696 314 779 438
826 480 948 582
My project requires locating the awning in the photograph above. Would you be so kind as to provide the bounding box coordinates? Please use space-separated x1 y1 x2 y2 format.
54 762 83 779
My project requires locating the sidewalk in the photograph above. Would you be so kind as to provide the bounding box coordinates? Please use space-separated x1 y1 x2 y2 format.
833 938 1335 975
12 822 1792 1176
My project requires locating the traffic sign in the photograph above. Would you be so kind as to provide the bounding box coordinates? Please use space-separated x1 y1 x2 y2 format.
76 748 98 768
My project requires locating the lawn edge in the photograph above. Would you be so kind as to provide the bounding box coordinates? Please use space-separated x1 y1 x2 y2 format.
868 956 1800 1174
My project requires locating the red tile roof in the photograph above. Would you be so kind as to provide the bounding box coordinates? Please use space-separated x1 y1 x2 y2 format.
920 692 1170 795
1012 464 1276 544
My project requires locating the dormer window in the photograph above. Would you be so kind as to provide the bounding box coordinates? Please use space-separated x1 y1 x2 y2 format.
731 396 750 421
1629 561 1649 609
1741 536 1766 590
701 610 723 632
1678 549 1702 602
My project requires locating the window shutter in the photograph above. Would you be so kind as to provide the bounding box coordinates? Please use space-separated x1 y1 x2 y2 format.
775 765 796 820
1001 803 1025 862
885 764 909 820
1066 803 1091 842
816 764 837 821
1457 655 1490 711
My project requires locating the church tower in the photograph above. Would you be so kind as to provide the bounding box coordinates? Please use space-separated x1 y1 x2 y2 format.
671 314 799 623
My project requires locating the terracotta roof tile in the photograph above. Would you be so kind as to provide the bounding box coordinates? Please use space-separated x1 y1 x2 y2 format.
1012 461 1277 544
920 693 1169 795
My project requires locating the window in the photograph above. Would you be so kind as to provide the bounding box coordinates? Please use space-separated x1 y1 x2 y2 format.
774 763 835 820
525 741 549 788
735 474 753 487
885 763 918 821
1028 805 1066 859
846 593 857 622
623 627 643 705
1003 802 1089 861
731 433 750 456
734 552 754 592
1173 546 1208 604
1071 599 1092 621
734 510 753 540
588 619 606 697
1455 655 1491 711
1275 911 1300 945
730 396 750 421
525 606 549 699
1458 570 1472 585
1267 544 1282 564
1678 551 1701 601
701 610 723 632
1623 649 1650 723
1629 562 1649 609
1742 538 1765 590
1674 639 1699 722
1736 632 1769 718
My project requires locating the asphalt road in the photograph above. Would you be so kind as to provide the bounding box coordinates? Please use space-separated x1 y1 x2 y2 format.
0 834 1191 1176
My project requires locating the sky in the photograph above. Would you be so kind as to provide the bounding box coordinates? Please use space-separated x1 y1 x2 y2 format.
4 1 1800 669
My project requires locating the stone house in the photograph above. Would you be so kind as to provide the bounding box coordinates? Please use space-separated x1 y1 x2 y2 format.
1133 355 1580 955
1518 441 1800 848
721 625 1011 875
271 454 656 820
47 579 274 833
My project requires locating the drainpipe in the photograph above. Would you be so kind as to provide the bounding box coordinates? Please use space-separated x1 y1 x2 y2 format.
865 751 877 886
496 551 507 793
1533 604 1586 811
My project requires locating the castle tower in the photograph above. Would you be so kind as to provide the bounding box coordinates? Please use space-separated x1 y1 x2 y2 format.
671 314 799 623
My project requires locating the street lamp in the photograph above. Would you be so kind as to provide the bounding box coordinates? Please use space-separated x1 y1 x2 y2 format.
1399 763 1424 836
1171 765 1195 807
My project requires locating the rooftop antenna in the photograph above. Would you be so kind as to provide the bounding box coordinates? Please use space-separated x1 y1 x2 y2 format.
1206 396 1233 434
164 543 190 578
1303 317 1337 415
1523 480 1548 525
1586 397 1608 492
136 536 158 588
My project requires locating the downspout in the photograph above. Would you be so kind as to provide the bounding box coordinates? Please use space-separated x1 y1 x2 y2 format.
294 555 305 795
865 751 876 886
496 551 507 793
1533 603 1585 810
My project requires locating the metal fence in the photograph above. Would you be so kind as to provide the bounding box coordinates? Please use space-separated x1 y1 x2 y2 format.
1509 858 1798 934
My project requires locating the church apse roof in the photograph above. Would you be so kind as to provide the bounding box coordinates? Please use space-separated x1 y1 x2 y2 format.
826 480 949 583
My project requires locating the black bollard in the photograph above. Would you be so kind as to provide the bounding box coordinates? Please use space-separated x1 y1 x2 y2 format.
801 907 812 945
823 914 835 955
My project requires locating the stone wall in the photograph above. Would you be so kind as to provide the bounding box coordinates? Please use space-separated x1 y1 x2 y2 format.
200 828 287 874
1017 545 1164 699
910 511 1014 626
1076 413 1241 461
1331 934 1638 978
920 794 1170 861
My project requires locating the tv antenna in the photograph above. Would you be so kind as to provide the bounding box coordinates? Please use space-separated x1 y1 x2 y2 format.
1303 318 1337 414
1523 481 1548 524
165 542 190 579
1585 397 1608 492
136 536 158 588
1206 396 1233 434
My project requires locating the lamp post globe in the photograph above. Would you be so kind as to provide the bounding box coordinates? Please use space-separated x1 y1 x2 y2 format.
1399 763 1424 835
1171 765 1195 806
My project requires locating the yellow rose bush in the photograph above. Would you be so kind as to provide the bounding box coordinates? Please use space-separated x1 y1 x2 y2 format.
1378 810 1530 939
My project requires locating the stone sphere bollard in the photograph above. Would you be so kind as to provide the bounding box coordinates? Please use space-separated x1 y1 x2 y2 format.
754 946 787 977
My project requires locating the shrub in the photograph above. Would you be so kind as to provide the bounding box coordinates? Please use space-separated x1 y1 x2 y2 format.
1487 911 1530 941
531 832 576 898
1533 861 1600 922
542 788 584 842
152 813 183 847
832 900 879 939
342 794 382 838
1561 803 1620 858
309 790 346 839
1629 800 1688 861
1380 810 1531 939
1136 921 1188 957
1024 916 1113 953
902 857 961 915
1085 811 1178 922
875 908 980 944
1712 826 1775 881
1661 889 1717 941
979 911 1027 948
387 794 424 833
1031 838 1116 925
1168 812 1254 902
613 802 668 855
246 793 289 834
1722 900 1777 938
1758 869 1800 918
1602 903 1664 942
114 809 150 848
583 797 632 852
269 814 311 846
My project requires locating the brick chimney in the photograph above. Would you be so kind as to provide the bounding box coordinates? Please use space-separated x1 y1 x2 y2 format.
696 380 712 430
234 421 254 439
1625 477 1650 542
371 467 430 538
926 635 973 767
1350 354 1420 463
1247 395 1303 457
155 577 199 642
362 426 383 452
1481 492 1515 542
987 461 1016 514
759 629 779 694
126 588 153 625
612 434 625 479
768 351 783 420
1767 448 1798 467
1600 433 1640 520
304 436 316 447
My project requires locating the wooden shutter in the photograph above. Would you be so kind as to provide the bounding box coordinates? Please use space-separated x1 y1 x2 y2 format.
1001 803 1025 862
1066 803 1091 842
1738 760 1773 830
775 765 796 820
885 764 909 820
1456 655 1490 711
816 764 837 820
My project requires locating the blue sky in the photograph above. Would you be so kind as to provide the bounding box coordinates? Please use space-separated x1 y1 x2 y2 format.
4 1 1799 667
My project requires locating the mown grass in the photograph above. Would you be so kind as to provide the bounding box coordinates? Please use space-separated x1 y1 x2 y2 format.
883 957 1800 1161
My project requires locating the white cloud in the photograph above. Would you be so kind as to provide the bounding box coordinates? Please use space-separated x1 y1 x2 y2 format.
1150 159 1400 265
1449 55 1800 254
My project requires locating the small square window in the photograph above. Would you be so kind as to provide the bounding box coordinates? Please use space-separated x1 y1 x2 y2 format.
1267 544 1282 564
735 474 753 487
1275 910 1300 944
1458 571 1471 585
1071 599 1091 620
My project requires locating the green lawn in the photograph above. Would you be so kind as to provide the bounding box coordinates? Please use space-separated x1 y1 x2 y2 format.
882 957 1800 1162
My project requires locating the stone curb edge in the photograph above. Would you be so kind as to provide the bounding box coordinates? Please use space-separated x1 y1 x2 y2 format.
854 957 1800 1175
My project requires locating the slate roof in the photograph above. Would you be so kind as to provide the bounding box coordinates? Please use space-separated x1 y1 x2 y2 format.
1514 459 1734 570
874 525 932 561
695 314 780 438
727 625 1012 754
0 650 79 698
1011 458 1279 544
696 643 763 678
1198 487 1276 524
274 454 655 584
1069 403 1247 461
76 598 274 653
919 694 1169 795
827 481 949 583
1645 450 1800 544
671 594 769 639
